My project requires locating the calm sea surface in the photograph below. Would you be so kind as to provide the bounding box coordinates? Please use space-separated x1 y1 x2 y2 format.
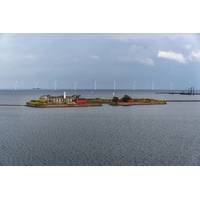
0 89 200 165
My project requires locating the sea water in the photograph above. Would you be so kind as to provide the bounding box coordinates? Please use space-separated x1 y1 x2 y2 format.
0 90 200 165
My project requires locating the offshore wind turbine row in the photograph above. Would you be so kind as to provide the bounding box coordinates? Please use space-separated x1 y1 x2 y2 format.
13 80 193 91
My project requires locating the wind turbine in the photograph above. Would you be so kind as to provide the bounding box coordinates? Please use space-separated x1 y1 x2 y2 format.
169 82 173 91
113 80 116 91
14 80 19 91
151 81 154 90
54 80 57 91
113 80 116 97
73 81 77 93
94 80 97 91
132 81 136 90
34 81 39 89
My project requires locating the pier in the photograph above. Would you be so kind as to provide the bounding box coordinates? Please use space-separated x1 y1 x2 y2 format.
166 100 200 102
0 104 25 106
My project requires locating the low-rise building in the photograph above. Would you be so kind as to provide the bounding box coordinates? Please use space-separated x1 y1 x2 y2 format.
40 93 80 104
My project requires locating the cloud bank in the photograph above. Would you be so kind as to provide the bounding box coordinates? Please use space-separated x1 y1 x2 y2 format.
157 51 186 63
0 33 200 89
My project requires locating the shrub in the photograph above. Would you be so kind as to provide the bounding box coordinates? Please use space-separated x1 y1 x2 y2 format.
121 95 132 102
112 96 119 103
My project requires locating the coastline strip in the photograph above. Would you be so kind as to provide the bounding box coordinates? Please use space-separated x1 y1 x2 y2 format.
1 100 200 107
0 104 25 106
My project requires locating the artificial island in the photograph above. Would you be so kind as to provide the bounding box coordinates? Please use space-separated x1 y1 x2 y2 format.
26 92 167 108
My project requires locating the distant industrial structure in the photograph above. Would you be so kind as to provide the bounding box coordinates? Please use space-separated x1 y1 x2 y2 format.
157 86 199 95
180 87 195 95
169 87 196 95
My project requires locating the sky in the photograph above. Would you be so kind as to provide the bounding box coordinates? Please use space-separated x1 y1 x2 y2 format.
0 33 200 89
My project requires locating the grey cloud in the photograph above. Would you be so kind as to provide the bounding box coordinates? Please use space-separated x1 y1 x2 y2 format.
0 34 200 89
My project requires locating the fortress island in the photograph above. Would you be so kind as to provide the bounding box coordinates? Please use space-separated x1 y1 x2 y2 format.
26 92 167 108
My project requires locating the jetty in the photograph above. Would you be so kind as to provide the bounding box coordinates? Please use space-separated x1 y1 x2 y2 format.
166 100 200 102
0 104 24 106
156 87 200 95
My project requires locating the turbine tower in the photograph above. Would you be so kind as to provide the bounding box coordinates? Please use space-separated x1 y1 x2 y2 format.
151 81 154 90
54 80 57 91
34 81 39 89
132 81 136 90
94 80 97 91
169 82 173 91
113 80 116 97
113 80 116 91
73 81 77 93
14 80 19 91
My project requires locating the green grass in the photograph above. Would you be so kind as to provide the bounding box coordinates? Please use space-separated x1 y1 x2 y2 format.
26 99 48 106
133 98 166 103
87 99 111 104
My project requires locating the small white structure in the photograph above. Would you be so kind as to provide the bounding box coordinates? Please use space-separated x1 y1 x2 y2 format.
63 91 66 99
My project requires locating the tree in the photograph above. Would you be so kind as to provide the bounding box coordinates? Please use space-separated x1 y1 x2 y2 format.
121 95 132 102
112 96 119 103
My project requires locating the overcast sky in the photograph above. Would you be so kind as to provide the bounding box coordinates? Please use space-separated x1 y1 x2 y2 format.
0 33 200 89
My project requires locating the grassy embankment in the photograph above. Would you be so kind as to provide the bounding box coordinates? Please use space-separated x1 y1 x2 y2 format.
110 98 167 106
131 98 166 104
26 97 166 107
26 99 48 107
26 98 108 107
86 98 112 104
